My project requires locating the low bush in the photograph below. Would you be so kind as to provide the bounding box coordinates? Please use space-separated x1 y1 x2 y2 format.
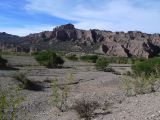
95 57 109 71
12 73 43 91
34 50 64 68
73 99 100 120
132 57 160 76
51 74 73 112
0 56 7 67
80 55 98 63
104 67 115 72
123 71 160 96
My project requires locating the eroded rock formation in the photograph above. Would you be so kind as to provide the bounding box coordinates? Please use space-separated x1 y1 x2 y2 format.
0 24 160 58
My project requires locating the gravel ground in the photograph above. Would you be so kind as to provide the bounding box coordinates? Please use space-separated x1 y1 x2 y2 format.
0 55 160 120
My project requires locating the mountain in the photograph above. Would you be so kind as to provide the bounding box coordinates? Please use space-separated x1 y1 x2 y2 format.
0 32 20 43
0 24 160 58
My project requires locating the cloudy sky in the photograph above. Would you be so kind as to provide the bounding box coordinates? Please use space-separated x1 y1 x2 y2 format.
0 0 160 36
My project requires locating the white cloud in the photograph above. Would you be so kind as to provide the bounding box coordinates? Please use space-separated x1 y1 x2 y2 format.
25 0 160 33
0 25 53 36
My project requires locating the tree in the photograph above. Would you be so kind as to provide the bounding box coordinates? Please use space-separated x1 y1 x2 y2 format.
34 50 64 68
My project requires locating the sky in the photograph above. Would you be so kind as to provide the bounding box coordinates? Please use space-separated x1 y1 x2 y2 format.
0 0 160 36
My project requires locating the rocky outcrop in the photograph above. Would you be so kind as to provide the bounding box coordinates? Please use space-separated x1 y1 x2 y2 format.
101 41 128 57
0 24 160 58
98 31 160 58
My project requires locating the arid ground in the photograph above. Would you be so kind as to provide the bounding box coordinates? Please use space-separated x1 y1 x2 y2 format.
0 55 160 120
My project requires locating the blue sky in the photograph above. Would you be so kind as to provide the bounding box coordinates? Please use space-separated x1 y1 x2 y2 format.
0 0 160 36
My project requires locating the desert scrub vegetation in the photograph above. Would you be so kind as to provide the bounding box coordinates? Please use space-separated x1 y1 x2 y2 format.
65 54 78 61
80 55 98 63
34 50 64 68
0 87 23 120
105 57 145 64
51 74 73 112
132 57 160 76
122 58 160 96
0 55 7 67
123 69 160 96
123 75 159 96
95 57 109 71
73 99 100 120
12 72 44 91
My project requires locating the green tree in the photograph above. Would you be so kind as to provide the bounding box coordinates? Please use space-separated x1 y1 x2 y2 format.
34 50 64 68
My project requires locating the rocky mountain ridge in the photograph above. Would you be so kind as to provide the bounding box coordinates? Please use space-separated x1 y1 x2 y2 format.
0 24 160 58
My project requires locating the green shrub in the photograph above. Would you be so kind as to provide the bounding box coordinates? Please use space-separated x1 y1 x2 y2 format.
66 54 78 61
132 57 160 76
0 56 7 67
34 50 64 68
95 57 109 71
80 55 98 63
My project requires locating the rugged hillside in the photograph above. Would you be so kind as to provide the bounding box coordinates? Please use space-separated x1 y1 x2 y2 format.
0 24 160 58
0 32 31 52
0 32 20 43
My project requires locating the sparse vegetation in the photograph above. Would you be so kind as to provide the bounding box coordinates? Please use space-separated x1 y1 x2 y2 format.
105 57 145 64
80 55 98 63
104 67 115 72
95 57 109 71
51 74 73 112
0 87 23 120
123 70 160 96
12 72 43 91
34 50 64 68
121 57 160 96
73 99 100 120
66 54 78 61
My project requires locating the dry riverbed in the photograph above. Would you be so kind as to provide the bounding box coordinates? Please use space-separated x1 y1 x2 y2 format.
0 55 160 120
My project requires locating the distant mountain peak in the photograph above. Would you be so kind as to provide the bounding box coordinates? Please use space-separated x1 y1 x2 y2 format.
55 23 75 30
